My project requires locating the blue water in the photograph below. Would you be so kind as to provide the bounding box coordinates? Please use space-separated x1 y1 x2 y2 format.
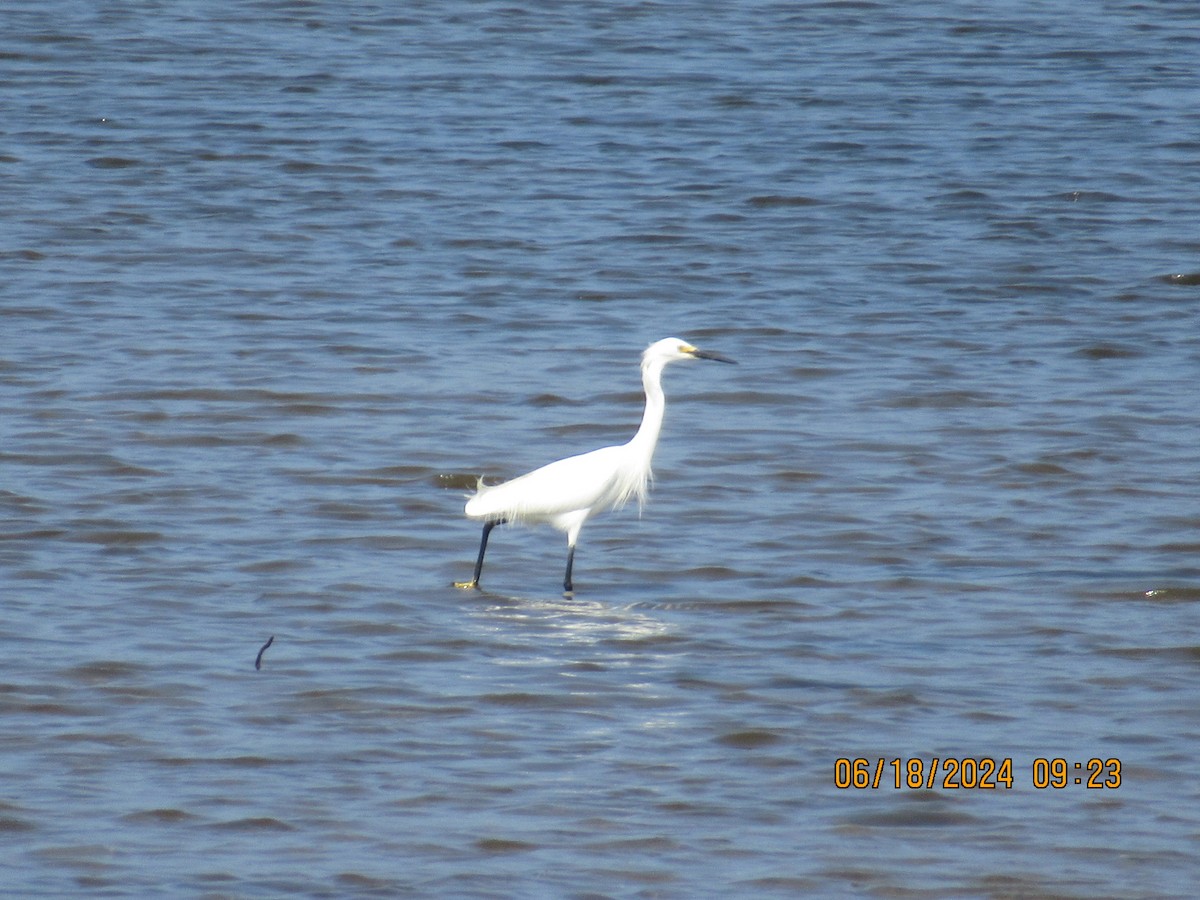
4 1 1200 896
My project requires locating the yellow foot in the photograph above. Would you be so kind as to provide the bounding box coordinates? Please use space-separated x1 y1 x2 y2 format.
453 580 479 590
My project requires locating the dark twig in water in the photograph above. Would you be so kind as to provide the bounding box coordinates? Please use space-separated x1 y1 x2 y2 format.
255 635 274 671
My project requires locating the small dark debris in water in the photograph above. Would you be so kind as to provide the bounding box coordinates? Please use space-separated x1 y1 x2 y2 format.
1161 272 1200 285
255 635 274 671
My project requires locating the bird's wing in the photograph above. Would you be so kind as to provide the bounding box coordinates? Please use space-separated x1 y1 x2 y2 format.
466 445 642 523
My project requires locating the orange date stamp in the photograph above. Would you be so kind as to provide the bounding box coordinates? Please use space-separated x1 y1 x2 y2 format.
833 757 1121 790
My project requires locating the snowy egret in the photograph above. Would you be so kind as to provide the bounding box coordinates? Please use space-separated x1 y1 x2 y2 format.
454 337 735 594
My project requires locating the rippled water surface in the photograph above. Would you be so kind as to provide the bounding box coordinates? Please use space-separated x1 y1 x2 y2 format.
5 1 1200 896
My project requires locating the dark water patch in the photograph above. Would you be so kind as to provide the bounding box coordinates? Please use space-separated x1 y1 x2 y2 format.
31 844 116 873
8 568 63 582
1160 272 1200 285
277 401 335 417
766 675 855 691
850 688 924 709
218 755 295 768
312 501 379 521
581 866 677 886
778 573 841 589
285 468 428 489
53 731 151 748
1100 645 1200 664
0 815 36 833
332 619 411 638
842 804 981 829
1008 460 1075 477
376 647 467 664
1076 344 1141 359
237 558 313 574
739 877 822 893
715 729 784 749
121 808 199 825
773 469 823 484
1157 541 1200 554
65 528 163 547
706 388 802 407
546 422 624 441
5 700 97 716
228 310 293 323
528 392 581 407
475 837 539 853
335 873 408 891
680 565 741 581
747 194 822 207
1062 190 1127 203
62 660 149 683
565 660 608 673
674 597 814 615
86 156 139 168
209 817 296 832
131 432 253 448
102 387 369 405
964 708 1021 723
435 472 482 490
0 528 68 543
480 691 597 710
611 232 690 245
152 755 297 769
301 533 414 551
1137 587 1200 603
585 835 682 854
713 92 757 109
935 187 993 204
449 235 543 250
0 451 161 476
879 389 1005 410
2 248 46 260
655 799 725 818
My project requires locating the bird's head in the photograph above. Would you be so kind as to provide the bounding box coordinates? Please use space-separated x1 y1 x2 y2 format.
643 337 737 366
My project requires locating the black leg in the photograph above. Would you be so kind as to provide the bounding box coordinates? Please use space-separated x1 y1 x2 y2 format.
455 519 503 589
563 544 576 595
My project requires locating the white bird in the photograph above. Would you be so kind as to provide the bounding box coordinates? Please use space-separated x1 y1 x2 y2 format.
455 337 735 594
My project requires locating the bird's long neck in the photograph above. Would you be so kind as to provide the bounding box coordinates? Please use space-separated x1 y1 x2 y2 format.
628 357 667 460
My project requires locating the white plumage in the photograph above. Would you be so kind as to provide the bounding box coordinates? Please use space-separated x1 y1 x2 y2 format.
455 337 735 594
466 444 644 534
